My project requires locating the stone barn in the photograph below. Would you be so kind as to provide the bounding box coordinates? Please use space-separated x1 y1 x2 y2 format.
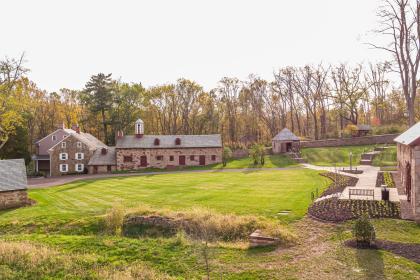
395 122 420 222
272 128 300 154
0 159 29 210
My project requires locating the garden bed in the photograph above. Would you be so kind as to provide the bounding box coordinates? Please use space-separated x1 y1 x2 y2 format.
308 198 400 222
376 172 396 188
319 172 358 197
345 239 420 264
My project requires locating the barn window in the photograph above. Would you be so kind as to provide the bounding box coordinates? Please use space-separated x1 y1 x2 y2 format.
59 153 68 160
75 164 84 172
156 155 163 160
123 155 133 162
75 153 84 160
175 138 181 145
77 141 82 148
211 155 216 161
169 155 174 161
61 142 66 148
154 138 160 146
190 155 195 161
52 135 57 141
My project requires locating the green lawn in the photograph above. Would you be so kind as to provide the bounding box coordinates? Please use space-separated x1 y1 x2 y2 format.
0 169 329 233
301 145 397 167
0 168 419 279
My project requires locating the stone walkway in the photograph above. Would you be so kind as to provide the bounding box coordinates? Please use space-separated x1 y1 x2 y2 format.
303 164 403 202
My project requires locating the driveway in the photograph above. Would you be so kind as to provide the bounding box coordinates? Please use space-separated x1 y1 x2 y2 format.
28 166 303 189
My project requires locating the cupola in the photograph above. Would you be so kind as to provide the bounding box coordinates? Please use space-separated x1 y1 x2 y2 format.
135 119 144 138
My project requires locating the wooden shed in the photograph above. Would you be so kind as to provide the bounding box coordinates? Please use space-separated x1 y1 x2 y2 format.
272 128 300 154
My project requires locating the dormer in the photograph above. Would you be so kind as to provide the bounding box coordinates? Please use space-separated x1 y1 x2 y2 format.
175 138 181 145
154 138 160 146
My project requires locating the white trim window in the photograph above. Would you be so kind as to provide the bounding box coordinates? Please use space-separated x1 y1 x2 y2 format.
75 163 84 172
59 153 68 160
61 142 66 148
52 135 57 141
75 152 84 160
60 164 68 173
76 141 82 148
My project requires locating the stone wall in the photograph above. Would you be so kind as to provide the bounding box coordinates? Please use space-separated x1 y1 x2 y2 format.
88 165 116 174
116 147 222 170
50 134 93 177
397 143 420 223
0 190 29 210
301 134 399 148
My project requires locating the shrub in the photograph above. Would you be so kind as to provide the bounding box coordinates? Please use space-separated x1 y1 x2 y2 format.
104 204 125 235
352 214 376 247
249 144 265 166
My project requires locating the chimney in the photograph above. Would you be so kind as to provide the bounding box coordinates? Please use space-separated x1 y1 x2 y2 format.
101 147 107 155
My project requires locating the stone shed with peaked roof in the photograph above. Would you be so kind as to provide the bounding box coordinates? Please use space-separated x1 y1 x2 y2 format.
395 122 420 222
272 128 300 154
0 159 29 210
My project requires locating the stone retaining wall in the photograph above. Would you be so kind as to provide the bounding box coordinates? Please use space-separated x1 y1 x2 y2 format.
0 190 29 210
301 134 399 148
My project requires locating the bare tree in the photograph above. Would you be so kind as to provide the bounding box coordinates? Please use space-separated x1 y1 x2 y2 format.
366 62 391 123
370 0 420 125
218 77 241 143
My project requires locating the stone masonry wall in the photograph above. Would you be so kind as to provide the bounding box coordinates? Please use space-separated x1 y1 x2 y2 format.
50 134 93 177
0 190 28 210
116 147 222 170
413 146 420 222
300 134 399 148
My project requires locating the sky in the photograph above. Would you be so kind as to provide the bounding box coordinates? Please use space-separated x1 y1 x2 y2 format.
1 0 391 92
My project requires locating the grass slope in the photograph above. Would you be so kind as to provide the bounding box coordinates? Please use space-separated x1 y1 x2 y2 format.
301 145 397 167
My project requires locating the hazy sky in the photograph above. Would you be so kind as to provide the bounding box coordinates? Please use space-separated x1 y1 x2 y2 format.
2 0 390 92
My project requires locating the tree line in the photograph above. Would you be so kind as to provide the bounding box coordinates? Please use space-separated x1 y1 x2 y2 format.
0 0 418 163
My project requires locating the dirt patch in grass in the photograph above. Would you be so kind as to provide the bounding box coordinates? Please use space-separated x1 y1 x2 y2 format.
308 198 401 222
319 172 358 197
345 239 420 264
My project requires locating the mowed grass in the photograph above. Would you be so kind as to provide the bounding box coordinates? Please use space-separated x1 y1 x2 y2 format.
0 169 329 231
301 145 397 167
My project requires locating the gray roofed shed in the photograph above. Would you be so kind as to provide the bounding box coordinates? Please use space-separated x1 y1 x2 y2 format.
116 134 222 149
272 128 300 141
0 159 27 192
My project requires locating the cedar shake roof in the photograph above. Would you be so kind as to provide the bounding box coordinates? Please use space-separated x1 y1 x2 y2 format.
88 147 116 166
272 128 300 141
394 122 420 146
0 159 27 192
116 134 222 149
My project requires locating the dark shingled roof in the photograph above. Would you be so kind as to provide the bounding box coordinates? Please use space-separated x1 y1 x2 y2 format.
394 122 420 145
272 128 300 141
116 134 222 149
88 147 116 166
0 159 27 192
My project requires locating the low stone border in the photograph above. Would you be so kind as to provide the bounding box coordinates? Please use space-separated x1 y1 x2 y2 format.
249 230 280 247
345 239 420 264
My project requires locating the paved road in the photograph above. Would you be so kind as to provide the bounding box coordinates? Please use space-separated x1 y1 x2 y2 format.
28 166 303 189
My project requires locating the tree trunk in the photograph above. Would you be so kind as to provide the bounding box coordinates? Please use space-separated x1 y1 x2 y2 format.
101 109 108 145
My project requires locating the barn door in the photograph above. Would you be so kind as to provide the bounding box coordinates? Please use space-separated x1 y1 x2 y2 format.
179 155 186 166
406 162 412 202
199 155 206 166
140 156 147 167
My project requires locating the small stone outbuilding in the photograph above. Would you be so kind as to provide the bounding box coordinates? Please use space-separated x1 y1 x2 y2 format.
0 159 29 210
352 124 372 137
395 122 420 223
272 128 300 154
